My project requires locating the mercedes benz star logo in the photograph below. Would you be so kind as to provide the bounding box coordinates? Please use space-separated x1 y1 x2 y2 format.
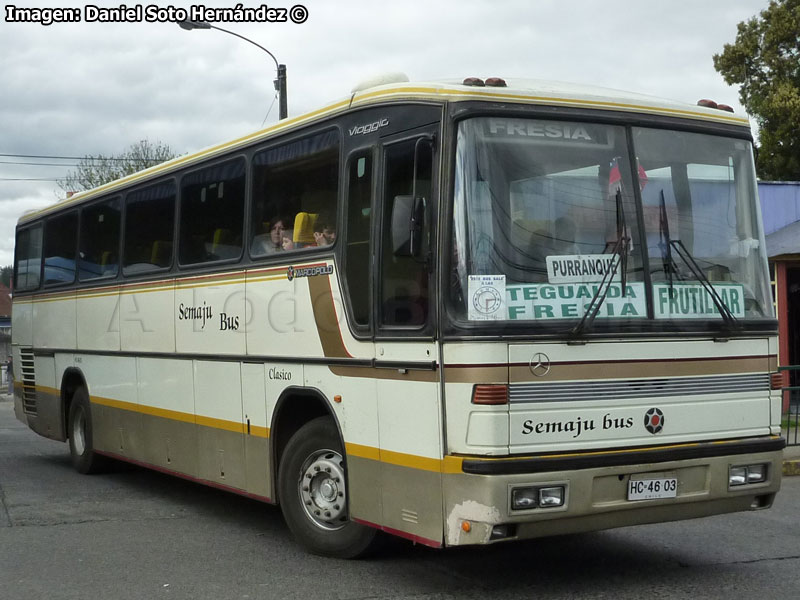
529 352 551 377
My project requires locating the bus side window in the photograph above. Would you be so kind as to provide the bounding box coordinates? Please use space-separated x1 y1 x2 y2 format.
79 197 121 281
250 129 340 257
123 181 176 274
380 139 432 327
43 211 78 285
344 153 372 326
179 159 246 265
14 224 43 292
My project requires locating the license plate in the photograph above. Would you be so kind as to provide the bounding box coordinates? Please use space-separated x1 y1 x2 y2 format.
627 477 678 500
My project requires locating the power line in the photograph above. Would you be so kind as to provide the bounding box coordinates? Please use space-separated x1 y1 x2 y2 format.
0 152 164 163
0 160 81 167
0 177 61 182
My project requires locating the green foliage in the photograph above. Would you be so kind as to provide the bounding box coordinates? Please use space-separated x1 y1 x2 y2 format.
57 139 178 194
713 0 800 180
1 266 11 288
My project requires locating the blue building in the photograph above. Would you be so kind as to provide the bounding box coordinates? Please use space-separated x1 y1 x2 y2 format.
759 181 800 396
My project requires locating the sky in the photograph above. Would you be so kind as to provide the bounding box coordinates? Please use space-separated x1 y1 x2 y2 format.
0 0 771 268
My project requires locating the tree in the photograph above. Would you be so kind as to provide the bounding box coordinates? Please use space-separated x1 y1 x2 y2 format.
58 139 178 194
1 266 11 288
713 0 800 181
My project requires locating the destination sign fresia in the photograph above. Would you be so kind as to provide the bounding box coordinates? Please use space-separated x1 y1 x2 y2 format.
506 282 646 320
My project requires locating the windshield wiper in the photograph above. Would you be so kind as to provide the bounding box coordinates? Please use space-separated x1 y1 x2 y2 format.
669 239 739 331
657 190 739 331
570 190 629 338
658 190 678 287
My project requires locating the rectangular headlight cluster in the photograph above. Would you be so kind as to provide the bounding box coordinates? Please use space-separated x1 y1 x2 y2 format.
729 463 768 487
511 485 567 510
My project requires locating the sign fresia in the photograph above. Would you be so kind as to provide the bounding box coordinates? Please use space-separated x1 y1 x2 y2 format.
506 282 646 320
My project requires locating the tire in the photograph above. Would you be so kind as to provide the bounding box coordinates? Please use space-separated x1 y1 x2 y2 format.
278 417 378 558
67 386 107 474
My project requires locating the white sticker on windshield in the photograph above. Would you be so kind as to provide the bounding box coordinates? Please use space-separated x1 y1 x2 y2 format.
506 282 646 320
547 254 621 284
468 275 506 320
653 283 746 319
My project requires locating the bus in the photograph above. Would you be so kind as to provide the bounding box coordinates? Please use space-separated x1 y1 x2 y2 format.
11 75 784 558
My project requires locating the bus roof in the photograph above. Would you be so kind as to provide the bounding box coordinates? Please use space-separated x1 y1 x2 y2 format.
19 76 749 225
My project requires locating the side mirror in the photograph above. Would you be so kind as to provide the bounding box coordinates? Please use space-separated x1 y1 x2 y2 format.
391 195 426 256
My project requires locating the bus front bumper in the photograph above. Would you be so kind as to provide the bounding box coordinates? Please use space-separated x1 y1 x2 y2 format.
442 436 784 546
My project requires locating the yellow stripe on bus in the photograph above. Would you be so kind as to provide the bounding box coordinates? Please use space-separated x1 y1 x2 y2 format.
88 394 269 437
346 442 464 474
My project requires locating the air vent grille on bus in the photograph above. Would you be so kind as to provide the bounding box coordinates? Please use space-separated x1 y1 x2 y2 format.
509 373 770 404
19 348 37 415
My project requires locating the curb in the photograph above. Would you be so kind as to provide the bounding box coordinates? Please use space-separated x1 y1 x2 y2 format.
783 459 800 477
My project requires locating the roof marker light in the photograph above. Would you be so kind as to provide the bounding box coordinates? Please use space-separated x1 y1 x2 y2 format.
697 99 718 109
463 77 485 87
485 77 507 87
717 104 734 113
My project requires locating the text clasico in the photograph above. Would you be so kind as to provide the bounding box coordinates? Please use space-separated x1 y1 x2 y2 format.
5 4 300 26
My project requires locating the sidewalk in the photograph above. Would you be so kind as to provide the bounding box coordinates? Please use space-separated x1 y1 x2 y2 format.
782 439 800 476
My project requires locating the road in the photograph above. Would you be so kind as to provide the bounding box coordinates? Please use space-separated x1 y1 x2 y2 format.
1 398 799 600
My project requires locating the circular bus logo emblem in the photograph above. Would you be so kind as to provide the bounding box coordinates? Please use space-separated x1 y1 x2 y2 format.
644 408 665 434
286 266 295 281
529 352 551 377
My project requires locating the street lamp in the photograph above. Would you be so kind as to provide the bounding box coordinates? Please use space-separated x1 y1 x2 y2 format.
178 20 287 120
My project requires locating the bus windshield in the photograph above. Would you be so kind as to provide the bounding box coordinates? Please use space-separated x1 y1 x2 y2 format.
450 117 773 328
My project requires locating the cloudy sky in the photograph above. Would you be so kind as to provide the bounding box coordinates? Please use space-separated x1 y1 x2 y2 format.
0 0 769 268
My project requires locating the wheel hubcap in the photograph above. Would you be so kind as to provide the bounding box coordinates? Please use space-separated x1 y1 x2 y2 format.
298 449 347 530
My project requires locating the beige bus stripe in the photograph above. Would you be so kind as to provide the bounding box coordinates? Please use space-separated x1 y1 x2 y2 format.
509 356 770 382
87 395 453 473
18 263 319 303
308 274 353 359
88 395 269 438
347 442 463 474
444 366 507 384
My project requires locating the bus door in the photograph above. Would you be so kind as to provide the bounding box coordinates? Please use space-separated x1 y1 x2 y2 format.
373 126 443 544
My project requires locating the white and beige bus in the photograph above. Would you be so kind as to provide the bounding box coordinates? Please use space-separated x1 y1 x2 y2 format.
12 75 784 557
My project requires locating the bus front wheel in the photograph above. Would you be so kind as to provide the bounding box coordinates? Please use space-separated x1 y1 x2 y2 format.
278 417 377 558
67 387 106 474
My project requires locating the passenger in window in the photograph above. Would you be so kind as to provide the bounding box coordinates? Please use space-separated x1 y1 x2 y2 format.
281 229 295 251
252 216 289 255
313 214 337 247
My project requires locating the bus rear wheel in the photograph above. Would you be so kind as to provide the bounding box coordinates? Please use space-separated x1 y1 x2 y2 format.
67 387 107 474
278 417 377 558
